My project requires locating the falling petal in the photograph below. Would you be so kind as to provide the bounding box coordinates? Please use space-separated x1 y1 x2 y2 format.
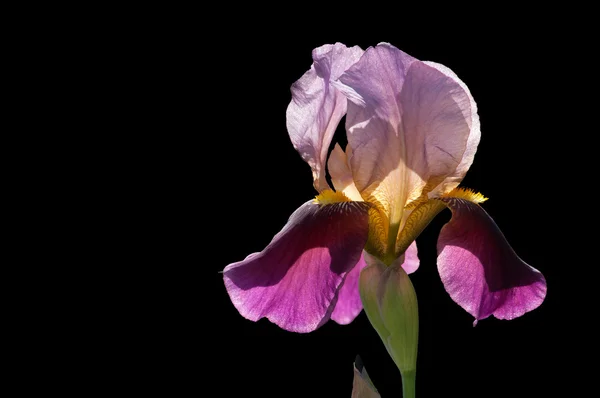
223 200 370 332
401 241 420 274
437 197 547 323
331 253 368 325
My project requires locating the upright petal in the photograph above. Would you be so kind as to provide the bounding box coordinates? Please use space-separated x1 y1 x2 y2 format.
336 43 474 228
335 43 418 226
223 200 370 333
286 43 364 192
423 62 481 197
436 198 547 323
327 143 364 201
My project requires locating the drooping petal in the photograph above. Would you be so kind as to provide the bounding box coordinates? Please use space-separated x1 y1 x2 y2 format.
223 200 370 333
401 241 420 274
335 43 474 226
286 43 364 192
436 198 547 323
331 253 367 325
331 245 419 325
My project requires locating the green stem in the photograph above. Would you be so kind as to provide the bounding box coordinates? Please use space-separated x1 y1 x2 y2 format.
401 370 416 398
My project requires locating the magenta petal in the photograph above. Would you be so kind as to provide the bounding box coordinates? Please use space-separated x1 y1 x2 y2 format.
331 244 419 325
401 241 420 274
223 200 370 333
331 253 367 325
437 198 547 323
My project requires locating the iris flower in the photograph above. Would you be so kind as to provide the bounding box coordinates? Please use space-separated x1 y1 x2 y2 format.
223 42 546 333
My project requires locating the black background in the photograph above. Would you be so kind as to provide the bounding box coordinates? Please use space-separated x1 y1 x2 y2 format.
14 7 592 397
198 17 586 398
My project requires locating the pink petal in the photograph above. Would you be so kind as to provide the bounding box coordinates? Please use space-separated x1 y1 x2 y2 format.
223 200 370 333
401 241 420 274
335 43 475 222
286 43 364 192
334 43 419 220
437 198 547 323
400 59 475 195
331 253 367 325
423 62 481 197
331 245 419 325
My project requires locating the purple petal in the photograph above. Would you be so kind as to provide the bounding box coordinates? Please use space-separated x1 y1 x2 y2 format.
331 253 367 325
286 43 364 192
401 241 420 274
437 198 547 323
335 43 418 219
423 62 481 197
401 60 476 195
331 245 419 325
223 200 370 333
336 43 475 222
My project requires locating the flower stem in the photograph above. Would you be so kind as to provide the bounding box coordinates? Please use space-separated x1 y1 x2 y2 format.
401 370 416 398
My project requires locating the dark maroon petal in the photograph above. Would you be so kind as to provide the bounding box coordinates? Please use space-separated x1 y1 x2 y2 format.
437 198 547 323
223 200 370 332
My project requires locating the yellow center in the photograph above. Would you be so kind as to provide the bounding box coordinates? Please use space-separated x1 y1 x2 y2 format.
313 187 488 265
314 190 351 205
